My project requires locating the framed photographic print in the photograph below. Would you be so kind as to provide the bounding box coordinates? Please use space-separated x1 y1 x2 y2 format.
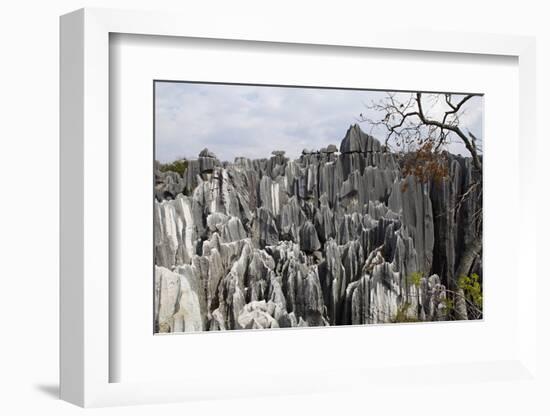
152 80 483 334
60 7 539 408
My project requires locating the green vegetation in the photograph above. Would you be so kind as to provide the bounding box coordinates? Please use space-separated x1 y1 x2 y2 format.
159 159 188 177
390 272 482 322
408 271 422 288
391 302 419 323
457 273 483 308
443 298 454 314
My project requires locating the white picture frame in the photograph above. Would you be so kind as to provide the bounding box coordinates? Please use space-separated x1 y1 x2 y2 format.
60 7 539 408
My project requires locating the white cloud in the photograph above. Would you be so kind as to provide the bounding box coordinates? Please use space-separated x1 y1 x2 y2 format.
155 82 483 162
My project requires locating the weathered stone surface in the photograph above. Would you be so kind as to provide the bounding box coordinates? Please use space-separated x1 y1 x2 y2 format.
221 217 247 243
198 148 220 173
155 170 186 201
154 196 196 268
280 196 307 241
199 148 217 158
430 155 482 289
388 175 434 274
154 266 203 332
299 221 321 253
256 207 279 247
237 300 279 329
154 124 481 332
340 124 370 153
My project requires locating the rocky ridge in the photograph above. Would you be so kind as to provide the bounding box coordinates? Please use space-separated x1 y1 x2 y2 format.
154 124 481 332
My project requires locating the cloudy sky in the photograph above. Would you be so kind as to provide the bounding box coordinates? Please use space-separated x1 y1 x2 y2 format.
155 82 483 163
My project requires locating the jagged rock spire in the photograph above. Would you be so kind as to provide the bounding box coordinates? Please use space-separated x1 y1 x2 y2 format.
340 124 381 153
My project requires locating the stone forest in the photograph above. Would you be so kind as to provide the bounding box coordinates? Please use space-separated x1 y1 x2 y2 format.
154 124 482 333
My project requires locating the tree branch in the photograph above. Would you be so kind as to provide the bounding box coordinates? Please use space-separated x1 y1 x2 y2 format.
415 93 482 173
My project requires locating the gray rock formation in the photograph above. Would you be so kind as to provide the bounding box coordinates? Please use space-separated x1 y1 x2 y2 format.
154 265 203 333
153 124 482 332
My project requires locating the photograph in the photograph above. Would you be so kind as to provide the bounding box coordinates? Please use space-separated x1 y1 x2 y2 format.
153 81 483 333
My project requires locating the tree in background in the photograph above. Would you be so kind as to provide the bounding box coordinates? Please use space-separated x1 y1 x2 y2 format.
361 92 483 319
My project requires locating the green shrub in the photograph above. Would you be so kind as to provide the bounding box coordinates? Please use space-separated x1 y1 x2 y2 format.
408 271 422 288
159 159 188 177
457 273 483 308
443 298 454 313
391 302 419 323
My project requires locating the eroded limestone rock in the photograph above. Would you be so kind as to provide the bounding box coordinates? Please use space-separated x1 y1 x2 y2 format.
153 124 481 332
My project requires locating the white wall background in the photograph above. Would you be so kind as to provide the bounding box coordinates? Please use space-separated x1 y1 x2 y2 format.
0 1 548 414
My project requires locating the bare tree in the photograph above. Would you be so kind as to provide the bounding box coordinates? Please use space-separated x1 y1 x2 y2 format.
360 92 482 171
360 92 483 319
